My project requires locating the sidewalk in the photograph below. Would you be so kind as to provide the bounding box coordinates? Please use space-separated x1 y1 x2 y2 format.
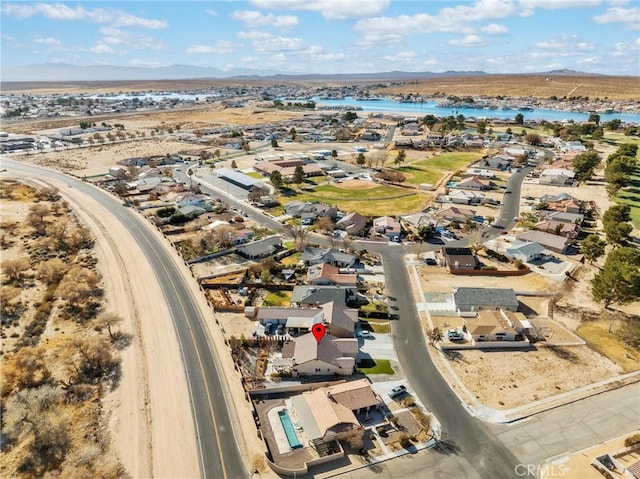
404 253 640 424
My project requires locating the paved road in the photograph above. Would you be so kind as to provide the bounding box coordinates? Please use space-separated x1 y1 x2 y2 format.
2 160 249 479
365 243 527 479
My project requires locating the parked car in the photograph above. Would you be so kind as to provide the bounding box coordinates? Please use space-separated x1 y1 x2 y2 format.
358 330 372 338
447 329 464 341
264 323 273 335
276 324 285 336
388 385 407 399
425 258 437 265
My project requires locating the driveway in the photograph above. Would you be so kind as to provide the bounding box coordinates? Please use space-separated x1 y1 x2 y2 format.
358 331 398 362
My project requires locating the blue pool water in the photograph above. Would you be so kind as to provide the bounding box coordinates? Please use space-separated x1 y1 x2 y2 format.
278 410 303 449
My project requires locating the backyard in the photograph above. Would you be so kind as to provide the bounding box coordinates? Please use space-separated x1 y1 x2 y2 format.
414 151 486 172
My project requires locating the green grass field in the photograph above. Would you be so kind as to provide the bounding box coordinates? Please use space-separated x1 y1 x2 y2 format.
357 358 394 375
398 165 444 186
262 290 291 307
615 167 640 229
414 151 484 171
278 183 430 216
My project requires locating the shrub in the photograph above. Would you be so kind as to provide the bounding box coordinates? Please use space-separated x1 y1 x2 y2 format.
625 433 640 447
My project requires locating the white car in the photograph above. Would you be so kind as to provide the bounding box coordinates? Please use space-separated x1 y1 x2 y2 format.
447 329 464 341
358 330 372 338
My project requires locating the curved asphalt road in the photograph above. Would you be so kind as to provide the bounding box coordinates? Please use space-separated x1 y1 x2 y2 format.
2 160 249 479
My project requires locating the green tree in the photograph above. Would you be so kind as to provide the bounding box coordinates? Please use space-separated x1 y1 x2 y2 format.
293 165 305 187
422 114 437 129
580 234 606 264
230 160 237 169
606 119 622 131
603 204 631 225
604 222 633 247
270 138 278 147
289 127 297 140
356 152 366 166
343 111 358 122
476 120 487 134
592 247 640 308
572 151 601 181
588 113 601 126
270 170 283 191
514 113 524 125
394 149 406 167
331 149 338 158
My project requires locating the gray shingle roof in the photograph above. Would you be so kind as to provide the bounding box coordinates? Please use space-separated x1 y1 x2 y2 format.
453 287 518 309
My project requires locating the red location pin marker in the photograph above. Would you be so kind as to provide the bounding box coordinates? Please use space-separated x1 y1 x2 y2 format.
311 324 326 344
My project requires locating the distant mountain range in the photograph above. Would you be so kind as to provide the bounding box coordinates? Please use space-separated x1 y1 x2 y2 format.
0 62 608 83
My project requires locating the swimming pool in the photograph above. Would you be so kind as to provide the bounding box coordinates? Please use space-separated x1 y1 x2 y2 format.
278 410 303 449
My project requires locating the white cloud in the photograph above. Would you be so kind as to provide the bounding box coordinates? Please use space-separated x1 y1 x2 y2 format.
97 27 165 51
237 30 273 40
187 41 238 54
231 10 298 28
449 35 485 46
90 43 116 54
519 0 602 11
353 32 404 48
481 23 508 34
535 40 567 49
253 36 307 52
353 0 519 40
249 0 390 20
205 9 218 16
383 51 417 63
577 57 599 64
611 40 640 56
593 6 640 28
34 36 60 45
1 2 167 29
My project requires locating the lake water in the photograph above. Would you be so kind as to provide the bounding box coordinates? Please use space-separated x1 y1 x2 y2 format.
310 96 640 124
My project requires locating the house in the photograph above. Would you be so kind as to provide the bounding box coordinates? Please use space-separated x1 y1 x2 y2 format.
236 235 282 259
465 310 520 342
456 175 491 190
321 301 359 337
287 378 382 442
335 212 368 236
436 206 477 222
441 247 477 271
108 166 128 179
537 210 584 224
373 216 401 240
252 306 323 333
280 333 358 377
285 201 338 221
533 219 581 238
217 167 266 191
465 168 494 179
539 168 575 186
172 192 210 208
449 190 485 205
505 240 552 263
291 285 367 308
177 205 208 217
398 212 433 230
307 263 358 287
539 194 582 214
477 155 512 170
302 247 356 268
453 287 519 312
517 230 572 254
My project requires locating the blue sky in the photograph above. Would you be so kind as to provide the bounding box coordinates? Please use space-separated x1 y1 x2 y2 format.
1 0 639 75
